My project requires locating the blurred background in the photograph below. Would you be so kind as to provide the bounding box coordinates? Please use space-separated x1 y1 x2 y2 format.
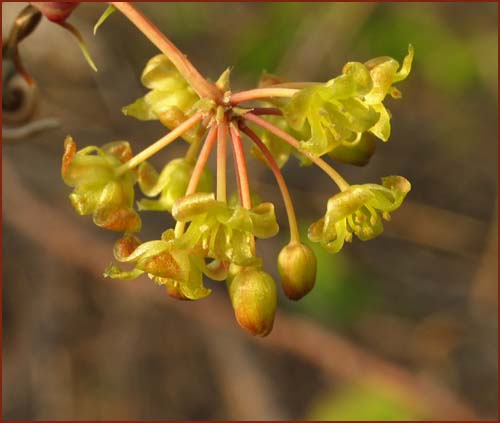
2 2 498 420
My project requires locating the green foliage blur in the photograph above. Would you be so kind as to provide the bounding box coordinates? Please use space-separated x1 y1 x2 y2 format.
309 382 425 420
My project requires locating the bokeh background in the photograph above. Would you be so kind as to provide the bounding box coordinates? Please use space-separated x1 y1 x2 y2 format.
2 2 498 420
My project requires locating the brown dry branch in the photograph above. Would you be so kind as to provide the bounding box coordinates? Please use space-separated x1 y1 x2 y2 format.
2 156 477 420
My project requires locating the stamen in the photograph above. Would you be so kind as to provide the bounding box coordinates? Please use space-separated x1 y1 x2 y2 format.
365 205 379 226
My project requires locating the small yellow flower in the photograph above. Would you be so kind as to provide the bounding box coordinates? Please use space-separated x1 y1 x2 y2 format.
104 230 211 300
122 54 205 144
308 176 411 253
62 136 141 232
173 192 279 266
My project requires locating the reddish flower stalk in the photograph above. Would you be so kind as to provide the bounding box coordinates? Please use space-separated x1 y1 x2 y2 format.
174 124 218 237
229 123 252 209
239 122 300 243
117 112 203 174
230 133 243 206
216 121 229 202
184 124 218 197
229 123 257 255
243 113 350 191
249 107 283 116
230 87 298 105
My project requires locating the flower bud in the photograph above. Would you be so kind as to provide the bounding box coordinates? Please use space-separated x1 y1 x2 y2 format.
227 267 277 337
31 2 79 23
278 242 317 300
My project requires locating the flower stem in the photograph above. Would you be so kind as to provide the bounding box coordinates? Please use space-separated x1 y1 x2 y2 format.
240 123 300 244
250 107 283 116
230 88 298 105
244 113 350 191
117 112 203 175
229 123 252 209
216 121 228 202
110 2 221 101
229 123 256 255
184 132 203 165
174 124 218 238
267 82 319 89
230 136 243 205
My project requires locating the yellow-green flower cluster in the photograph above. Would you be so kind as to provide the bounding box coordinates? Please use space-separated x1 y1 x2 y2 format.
104 192 279 305
61 136 141 232
268 46 414 164
173 193 279 266
105 230 212 300
122 54 205 144
60 41 415 338
308 176 411 253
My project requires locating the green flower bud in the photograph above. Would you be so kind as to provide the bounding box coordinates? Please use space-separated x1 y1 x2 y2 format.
278 242 317 300
227 267 277 337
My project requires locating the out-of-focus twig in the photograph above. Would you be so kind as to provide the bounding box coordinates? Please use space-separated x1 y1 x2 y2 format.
2 156 477 420
469 205 498 317
384 200 487 258
2 118 60 141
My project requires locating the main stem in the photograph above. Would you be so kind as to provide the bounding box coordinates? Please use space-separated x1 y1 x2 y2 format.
243 113 350 191
111 2 221 101
240 123 300 244
117 112 203 174
174 124 218 237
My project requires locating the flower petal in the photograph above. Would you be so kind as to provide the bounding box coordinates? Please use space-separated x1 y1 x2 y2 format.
141 54 189 91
